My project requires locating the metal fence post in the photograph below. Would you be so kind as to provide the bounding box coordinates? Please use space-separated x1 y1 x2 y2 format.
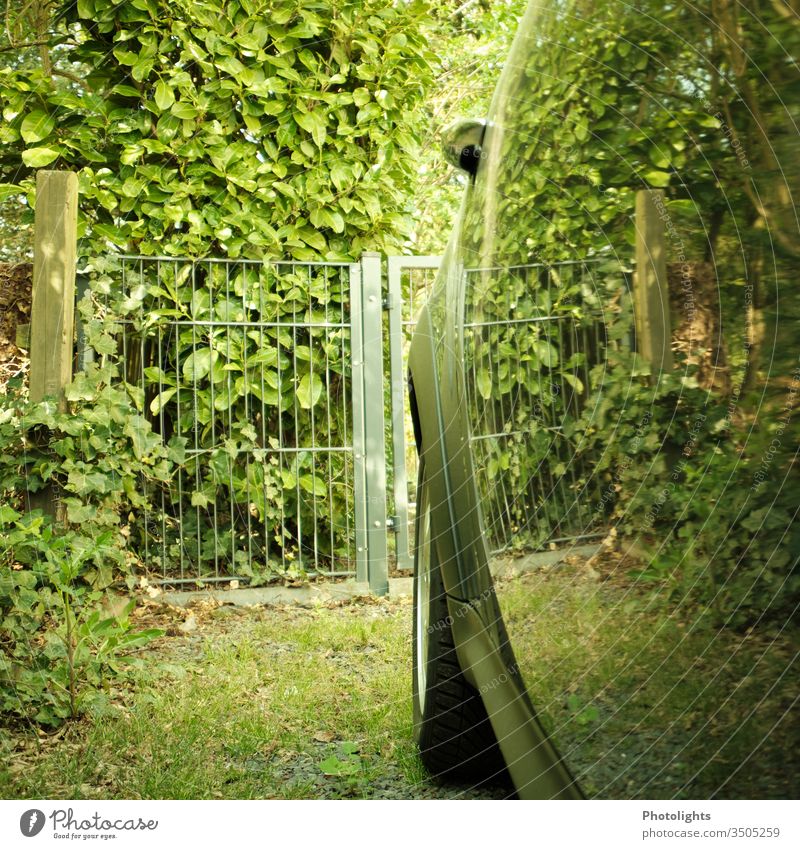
360 253 389 595
387 256 412 572
386 255 442 574
349 261 369 584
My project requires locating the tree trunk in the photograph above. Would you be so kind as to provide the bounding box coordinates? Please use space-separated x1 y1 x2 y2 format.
667 260 730 394
741 242 765 393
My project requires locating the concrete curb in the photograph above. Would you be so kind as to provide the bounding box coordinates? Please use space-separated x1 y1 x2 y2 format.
160 542 602 608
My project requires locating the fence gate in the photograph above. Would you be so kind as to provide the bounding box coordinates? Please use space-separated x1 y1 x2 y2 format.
99 253 388 593
95 252 621 593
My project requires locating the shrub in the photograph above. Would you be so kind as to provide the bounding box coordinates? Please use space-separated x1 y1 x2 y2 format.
0 366 171 726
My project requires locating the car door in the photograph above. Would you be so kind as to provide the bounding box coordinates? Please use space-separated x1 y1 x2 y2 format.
409 0 799 800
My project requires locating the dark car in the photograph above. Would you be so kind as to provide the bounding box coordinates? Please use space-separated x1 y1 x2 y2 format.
408 0 799 799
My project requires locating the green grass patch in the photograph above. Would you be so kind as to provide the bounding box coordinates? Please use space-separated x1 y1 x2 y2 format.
498 566 799 799
0 601 425 800
1 566 796 799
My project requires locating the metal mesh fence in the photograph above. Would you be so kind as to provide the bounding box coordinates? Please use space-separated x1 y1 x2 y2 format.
463 259 628 554
92 256 358 584
389 256 630 571
83 253 627 585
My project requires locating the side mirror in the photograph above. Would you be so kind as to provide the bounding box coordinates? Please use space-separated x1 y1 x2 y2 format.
441 118 486 177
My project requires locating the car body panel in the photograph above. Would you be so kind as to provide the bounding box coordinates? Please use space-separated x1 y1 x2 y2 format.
408 259 583 799
409 0 799 800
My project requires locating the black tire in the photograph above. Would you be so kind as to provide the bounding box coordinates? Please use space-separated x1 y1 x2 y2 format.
411 461 509 785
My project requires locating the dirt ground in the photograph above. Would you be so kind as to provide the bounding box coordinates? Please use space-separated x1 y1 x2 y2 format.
0 262 31 390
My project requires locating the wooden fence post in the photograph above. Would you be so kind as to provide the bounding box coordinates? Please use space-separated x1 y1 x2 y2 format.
634 189 673 372
29 170 79 407
28 171 78 523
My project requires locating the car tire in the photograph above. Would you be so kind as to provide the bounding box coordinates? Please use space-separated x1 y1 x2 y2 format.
411 460 509 785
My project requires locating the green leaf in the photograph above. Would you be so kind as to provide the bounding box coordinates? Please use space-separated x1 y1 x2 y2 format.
21 110 55 144
22 147 60 168
0 183 23 201
150 387 178 414
68 469 112 496
112 83 142 97
648 146 671 169
328 210 344 233
574 117 589 142
299 228 326 251
352 87 371 107
119 628 165 647
563 373 585 393
191 491 211 508
120 144 144 165
300 474 326 497
183 348 215 381
66 501 97 524
154 81 175 110
642 169 670 188
213 383 238 411
318 755 360 777
124 418 161 460
533 341 559 368
132 56 154 82
171 101 199 119
297 372 323 409
295 111 327 147
476 368 492 400
0 505 21 524
65 372 96 402
167 436 187 464
330 162 351 190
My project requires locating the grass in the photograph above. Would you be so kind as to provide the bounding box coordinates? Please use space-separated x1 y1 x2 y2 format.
1 561 797 799
499 564 800 799
1 598 429 799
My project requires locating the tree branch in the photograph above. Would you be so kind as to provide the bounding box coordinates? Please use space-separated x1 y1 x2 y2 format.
52 68 91 91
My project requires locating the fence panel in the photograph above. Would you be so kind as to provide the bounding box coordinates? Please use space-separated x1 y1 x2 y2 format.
389 257 629 572
93 255 364 586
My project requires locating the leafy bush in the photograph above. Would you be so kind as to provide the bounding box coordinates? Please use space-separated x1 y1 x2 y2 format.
566 346 800 626
0 519 162 727
0 0 433 261
0 368 171 726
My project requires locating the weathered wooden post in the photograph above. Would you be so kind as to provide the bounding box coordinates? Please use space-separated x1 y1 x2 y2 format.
634 189 673 372
29 170 79 407
28 171 78 522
